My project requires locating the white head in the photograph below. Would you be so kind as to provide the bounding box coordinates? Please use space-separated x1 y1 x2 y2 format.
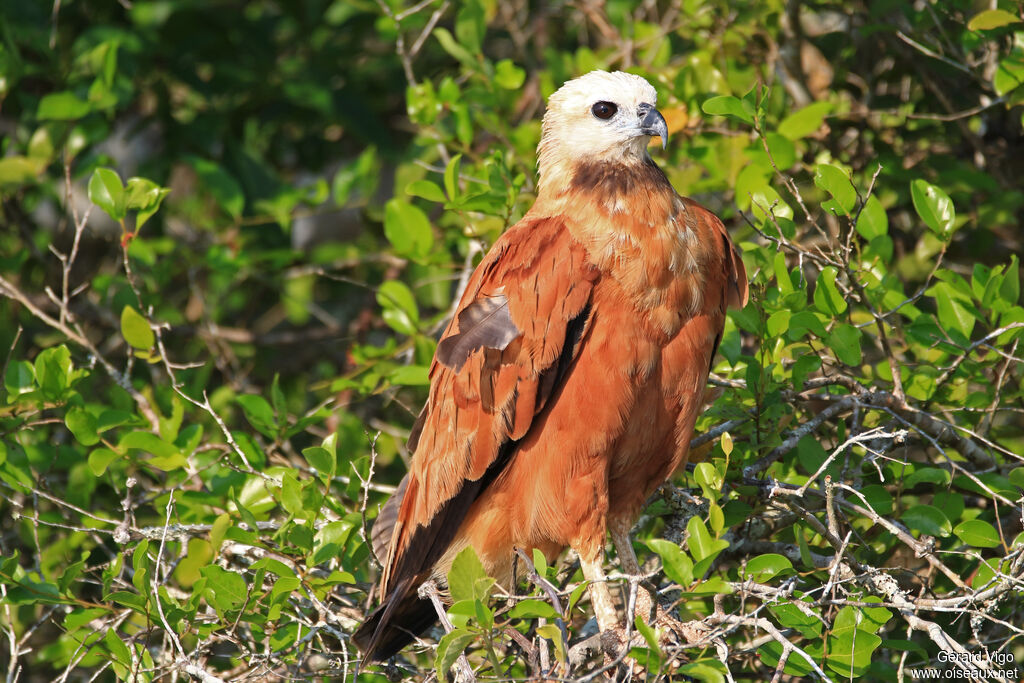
537 70 667 178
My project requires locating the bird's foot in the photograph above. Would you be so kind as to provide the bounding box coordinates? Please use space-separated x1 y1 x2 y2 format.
647 607 711 649
597 607 709 679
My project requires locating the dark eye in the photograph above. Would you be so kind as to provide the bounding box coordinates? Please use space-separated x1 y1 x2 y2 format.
591 101 617 120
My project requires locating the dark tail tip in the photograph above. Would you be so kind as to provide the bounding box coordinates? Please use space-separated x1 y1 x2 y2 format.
353 580 439 663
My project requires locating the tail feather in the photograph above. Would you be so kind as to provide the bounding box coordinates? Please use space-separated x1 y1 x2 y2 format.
352 578 439 663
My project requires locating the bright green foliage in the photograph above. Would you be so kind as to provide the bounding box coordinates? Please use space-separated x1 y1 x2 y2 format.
1 1 1023 681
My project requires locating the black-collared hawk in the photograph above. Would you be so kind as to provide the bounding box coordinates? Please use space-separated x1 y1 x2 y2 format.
353 70 748 662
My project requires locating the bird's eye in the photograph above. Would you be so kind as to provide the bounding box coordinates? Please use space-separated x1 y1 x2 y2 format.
591 101 618 120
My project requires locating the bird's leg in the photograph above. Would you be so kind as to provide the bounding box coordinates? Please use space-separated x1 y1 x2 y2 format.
579 550 640 668
578 553 620 634
609 522 657 624
610 521 697 654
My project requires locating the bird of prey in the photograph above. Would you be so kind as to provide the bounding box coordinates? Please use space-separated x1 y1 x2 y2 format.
353 69 748 662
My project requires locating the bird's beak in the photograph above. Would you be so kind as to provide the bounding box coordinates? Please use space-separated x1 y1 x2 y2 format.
638 104 668 149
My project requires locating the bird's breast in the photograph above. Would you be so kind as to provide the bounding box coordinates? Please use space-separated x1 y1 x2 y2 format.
561 193 707 341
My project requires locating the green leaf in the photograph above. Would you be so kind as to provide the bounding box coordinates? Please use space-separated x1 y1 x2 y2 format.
928 282 976 340
454 0 485 54
567 581 589 616
902 504 952 538
474 599 493 630
302 446 335 478
814 164 856 215
66 407 100 446
859 597 893 632
694 461 723 499
88 448 121 476
827 622 881 676
777 101 832 140
772 252 794 293
742 554 793 582
383 198 433 261
37 91 93 120
532 548 548 578
813 266 848 315
829 606 884 672
701 95 755 125
686 516 729 565
405 179 446 203
444 154 462 203
770 603 822 637
124 177 170 229
860 485 893 515
827 323 862 365
904 467 951 488
149 452 188 471
759 639 815 677
376 279 420 335
683 575 733 596
120 305 154 350
932 491 965 523
953 520 1001 548
35 345 72 400
967 9 1021 31
435 628 476 677
1010 467 1024 491
764 132 796 170
119 430 179 459
28 128 54 161
237 394 277 438
709 500 724 534
494 59 526 89
104 628 132 669
89 168 127 221
677 660 728 683
333 146 379 206
434 27 476 68
508 598 560 620
788 311 827 338
995 53 1024 96
734 163 771 212
0 156 45 188
280 470 304 517
792 354 821 388
186 156 244 220
953 472 1018 499
647 539 694 586
749 185 793 221
4 360 35 395
856 194 888 240
999 255 1019 306
200 565 248 611
447 546 492 604
911 179 956 237
389 365 430 386
64 607 109 633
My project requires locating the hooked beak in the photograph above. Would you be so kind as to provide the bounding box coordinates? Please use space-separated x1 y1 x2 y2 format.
638 103 668 149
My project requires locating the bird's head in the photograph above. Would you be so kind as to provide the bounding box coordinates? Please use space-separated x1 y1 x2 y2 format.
537 70 668 181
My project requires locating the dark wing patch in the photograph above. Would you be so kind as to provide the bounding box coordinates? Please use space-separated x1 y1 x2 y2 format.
370 475 408 567
356 301 593 662
436 293 520 371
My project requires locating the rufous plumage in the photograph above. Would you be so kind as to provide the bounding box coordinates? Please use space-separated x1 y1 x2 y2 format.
353 70 747 662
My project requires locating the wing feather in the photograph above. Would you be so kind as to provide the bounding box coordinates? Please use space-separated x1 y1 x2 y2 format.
436 293 519 371
354 215 599 661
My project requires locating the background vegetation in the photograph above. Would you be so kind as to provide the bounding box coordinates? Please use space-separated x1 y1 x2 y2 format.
1 0 1023 680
